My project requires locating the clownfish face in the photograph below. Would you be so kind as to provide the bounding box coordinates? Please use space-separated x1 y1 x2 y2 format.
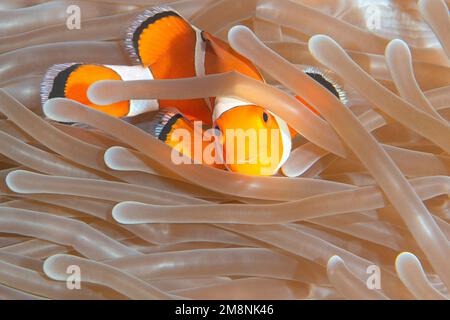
214 104 291 176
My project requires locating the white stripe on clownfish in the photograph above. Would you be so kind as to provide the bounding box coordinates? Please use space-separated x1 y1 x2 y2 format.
193 26 213 111
212 96 253 122
192 26 254 115
105 64 159 116
273 112 292 172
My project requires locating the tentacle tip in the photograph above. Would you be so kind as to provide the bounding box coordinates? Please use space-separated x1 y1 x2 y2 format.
385 39 409 55
104 147 120 170
43 254 67 280
87 80 120 106
228 25 252 39
308 35 339 60
308 34 334 47
5 170 27 193
228 25 258 52
327 255 344 268
43 98 73 122
86 81 106 106
395 251 417 267
280 165 300 178
112 202 129 224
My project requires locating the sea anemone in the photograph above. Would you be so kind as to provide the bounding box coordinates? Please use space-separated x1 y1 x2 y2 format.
0 0 449 300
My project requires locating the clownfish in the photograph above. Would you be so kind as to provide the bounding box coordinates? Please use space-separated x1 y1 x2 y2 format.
41 6 346 176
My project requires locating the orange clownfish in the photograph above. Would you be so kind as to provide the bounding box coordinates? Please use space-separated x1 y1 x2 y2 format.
41 6 346 176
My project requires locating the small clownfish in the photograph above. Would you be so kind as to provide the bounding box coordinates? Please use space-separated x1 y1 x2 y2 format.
41 6 346 176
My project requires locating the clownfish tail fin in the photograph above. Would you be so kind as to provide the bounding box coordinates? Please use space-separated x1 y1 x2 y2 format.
144 108 186 142
303 66 348 105
41 63 80 106
124 6 194 66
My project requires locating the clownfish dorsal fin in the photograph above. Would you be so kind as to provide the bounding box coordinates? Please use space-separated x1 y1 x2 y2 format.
303 66 348 105
124 6 195 67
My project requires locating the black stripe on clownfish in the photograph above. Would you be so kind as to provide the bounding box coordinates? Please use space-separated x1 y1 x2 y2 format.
41 63 81 105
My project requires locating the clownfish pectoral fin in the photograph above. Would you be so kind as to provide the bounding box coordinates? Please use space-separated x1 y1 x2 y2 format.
124 6 196 67
145 108 224 169
202 31 263 81
41 63 158 118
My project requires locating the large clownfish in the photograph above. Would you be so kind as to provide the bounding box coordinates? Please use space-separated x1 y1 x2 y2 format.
41 6 346 176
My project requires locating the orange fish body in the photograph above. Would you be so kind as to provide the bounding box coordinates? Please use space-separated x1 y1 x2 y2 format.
41 6 346 176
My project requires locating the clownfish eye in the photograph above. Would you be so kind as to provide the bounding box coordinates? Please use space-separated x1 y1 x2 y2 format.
215 125 221 132
262 112 269 122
